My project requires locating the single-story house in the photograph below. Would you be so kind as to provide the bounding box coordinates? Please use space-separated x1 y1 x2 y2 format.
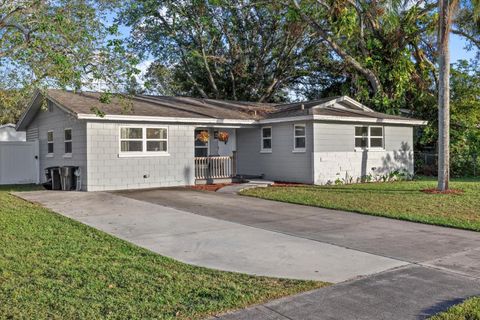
16 90 426 191
0 123 26 141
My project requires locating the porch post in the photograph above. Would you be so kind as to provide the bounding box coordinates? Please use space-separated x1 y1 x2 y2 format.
232 151 237 177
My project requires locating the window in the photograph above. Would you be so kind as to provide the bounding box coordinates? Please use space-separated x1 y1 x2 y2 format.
119 127 169 156
355 126 384 149
120 127 143 152
47 131 54 154
261 127 272 152
195 129 208 157
293 124 306 152
146 128 167 152
64 129 72 155
355 126 368 148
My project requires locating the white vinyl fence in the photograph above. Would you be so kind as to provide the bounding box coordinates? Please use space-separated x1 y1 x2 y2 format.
0 141 39 185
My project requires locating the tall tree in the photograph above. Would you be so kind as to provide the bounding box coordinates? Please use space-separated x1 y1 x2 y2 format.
119 0 336 102
290 0 441 113
437 0 458 191
437 0 479 190
0 0 138 124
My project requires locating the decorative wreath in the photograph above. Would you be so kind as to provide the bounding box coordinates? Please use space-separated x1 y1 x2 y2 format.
196 130 210 143
217 131 229 144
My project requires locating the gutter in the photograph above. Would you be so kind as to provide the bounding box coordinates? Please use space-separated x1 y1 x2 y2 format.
76 113 258 125
258 115 427 126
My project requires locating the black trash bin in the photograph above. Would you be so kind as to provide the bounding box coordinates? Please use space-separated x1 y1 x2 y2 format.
59 166 78 191
43 167 61 190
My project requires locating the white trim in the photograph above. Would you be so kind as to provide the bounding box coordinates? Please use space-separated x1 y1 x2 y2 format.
260 126 272 153
118 152 170 158
293 124 306 152
78 113 257 125
337 96 375 112
118 126 169 157
259 115 427 125
58 107 427 126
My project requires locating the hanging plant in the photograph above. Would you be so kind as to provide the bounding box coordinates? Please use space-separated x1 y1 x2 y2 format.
217 131 229 144
196 130 210 143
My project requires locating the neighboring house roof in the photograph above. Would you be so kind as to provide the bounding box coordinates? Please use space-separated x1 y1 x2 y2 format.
16 90 427 130
0 123 26 141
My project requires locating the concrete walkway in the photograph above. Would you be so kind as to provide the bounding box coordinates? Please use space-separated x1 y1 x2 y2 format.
16 190 405 282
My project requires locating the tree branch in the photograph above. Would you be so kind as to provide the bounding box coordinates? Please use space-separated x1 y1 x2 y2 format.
291 0 382 95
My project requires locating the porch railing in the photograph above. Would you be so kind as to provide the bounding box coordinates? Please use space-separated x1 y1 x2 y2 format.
195 156 235 180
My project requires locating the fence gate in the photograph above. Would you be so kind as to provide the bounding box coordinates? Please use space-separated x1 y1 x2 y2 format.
0 141 39 185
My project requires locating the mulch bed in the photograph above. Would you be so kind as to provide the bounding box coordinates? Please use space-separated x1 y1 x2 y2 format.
421 188 464 195
189 183 236 192
272 181 308 187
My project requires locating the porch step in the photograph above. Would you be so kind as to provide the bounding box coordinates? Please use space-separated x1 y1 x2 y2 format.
217 180 274 194
245 179 275 185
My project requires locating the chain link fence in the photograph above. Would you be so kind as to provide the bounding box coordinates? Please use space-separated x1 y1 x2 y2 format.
415 152 479 177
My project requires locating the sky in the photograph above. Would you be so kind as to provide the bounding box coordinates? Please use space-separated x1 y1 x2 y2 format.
450 34 477 61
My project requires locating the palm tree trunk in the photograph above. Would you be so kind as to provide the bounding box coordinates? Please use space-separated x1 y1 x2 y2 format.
437 0 452 191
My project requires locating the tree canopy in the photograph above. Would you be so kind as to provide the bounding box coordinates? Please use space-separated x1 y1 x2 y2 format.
119 0 342 102
0 0 138 123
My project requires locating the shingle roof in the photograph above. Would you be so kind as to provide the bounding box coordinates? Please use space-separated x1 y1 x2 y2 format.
47 90 276 120
17 90 425 130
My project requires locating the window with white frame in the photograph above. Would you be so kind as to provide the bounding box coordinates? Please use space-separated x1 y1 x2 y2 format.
355 126 384 149
64 129 72 154
293 124 306 151
120 127 143 152
47 131 54 154
146 128 168 152
119 127 169 155
261 126 272 152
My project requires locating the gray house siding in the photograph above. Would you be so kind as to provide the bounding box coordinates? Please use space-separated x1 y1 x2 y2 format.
86 122 195 191
236 122 314 183
25 103 87 189
312 122 414 184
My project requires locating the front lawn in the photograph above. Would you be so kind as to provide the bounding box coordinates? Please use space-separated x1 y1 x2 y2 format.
0 185 326 319
241 177 480 231
429 297 480 319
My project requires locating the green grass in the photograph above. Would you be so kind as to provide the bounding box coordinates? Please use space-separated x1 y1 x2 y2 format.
0 185 326 319
429 297 480 320
241 177 480 231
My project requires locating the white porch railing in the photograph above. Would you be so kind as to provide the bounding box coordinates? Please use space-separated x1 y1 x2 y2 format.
195 156 235 180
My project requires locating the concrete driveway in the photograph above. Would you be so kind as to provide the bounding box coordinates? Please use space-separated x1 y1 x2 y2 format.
17 190 405 282
15 188 480 319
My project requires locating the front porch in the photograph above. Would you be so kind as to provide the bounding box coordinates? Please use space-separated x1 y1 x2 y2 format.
194 155 237 184
193 127 246 184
